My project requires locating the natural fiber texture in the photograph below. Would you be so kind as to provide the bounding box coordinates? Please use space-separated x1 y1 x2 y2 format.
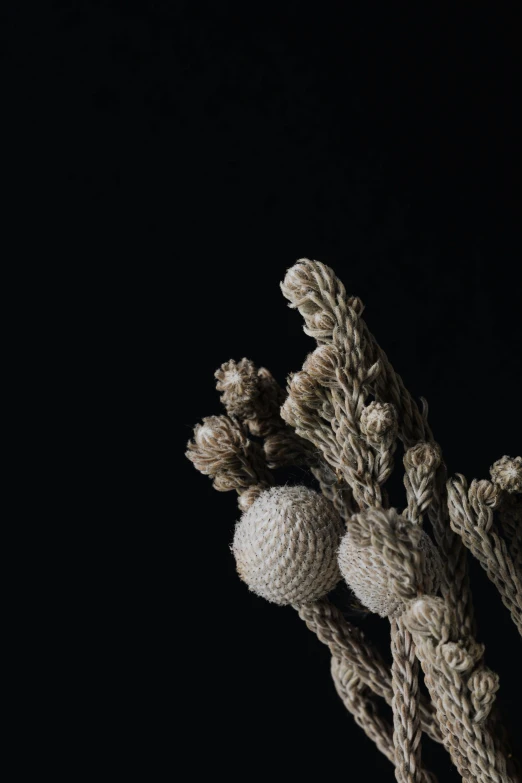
490 458 522 580
214 356 358 521
296 598 442 745
390 615 423 783
490 455 522 494
403 597 513 783
337 506 441 783
233 486 344 605
338 507 441 618
186 258 521 780
185 414 273 505
403 442 442 526
280 259 430 449
330 655 396 764
426 461 476 638
395 443 444 783
495 492 522 578
447 474 522 636
331 656 438 783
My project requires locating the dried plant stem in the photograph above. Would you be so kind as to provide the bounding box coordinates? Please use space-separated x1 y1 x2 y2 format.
331 655 395 764
331 657 438 783
391 617 423 783
428 464 475 637
447 475 522 636
496 494 522 578
296 599 442 745
404 598 513 783
187 260 521 782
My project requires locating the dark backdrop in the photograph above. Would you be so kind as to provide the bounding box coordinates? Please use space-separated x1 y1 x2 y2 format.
12 3 521 780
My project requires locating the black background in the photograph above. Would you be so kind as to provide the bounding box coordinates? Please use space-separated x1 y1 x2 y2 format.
10 2 521 780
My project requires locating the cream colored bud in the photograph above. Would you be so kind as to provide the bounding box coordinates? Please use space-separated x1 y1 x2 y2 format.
490 455 522 494
303 345 340 387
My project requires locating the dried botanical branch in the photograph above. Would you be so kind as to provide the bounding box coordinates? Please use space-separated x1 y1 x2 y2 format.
331 657 438 783
185 414 273 507
404 597 512 783
490 457 522 578
447 473 522 636
185 260 519 781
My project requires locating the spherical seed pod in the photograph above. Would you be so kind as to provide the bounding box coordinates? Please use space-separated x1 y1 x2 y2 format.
337 507 442 618
232 486 344 606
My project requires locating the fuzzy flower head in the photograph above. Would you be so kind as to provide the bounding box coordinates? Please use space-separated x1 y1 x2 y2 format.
403 441 442 473
337 507 442 617
490 455 522 494
233 486 343 606
186 415 248 478
214 358 259 418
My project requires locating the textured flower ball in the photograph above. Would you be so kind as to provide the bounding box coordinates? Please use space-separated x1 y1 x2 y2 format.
232 486 344 606
337 507 442 618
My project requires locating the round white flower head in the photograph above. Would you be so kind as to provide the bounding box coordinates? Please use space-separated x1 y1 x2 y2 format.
338 507 442 618
232 486 344 606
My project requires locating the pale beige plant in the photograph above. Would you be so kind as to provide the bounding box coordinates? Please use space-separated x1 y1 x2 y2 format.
186 259 521 782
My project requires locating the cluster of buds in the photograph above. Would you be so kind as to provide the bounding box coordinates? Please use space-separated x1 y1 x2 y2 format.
215 359 285 437
186 415 272 505
186 259 521 782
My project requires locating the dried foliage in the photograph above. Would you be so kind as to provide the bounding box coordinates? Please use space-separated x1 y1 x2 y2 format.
186 259 521 782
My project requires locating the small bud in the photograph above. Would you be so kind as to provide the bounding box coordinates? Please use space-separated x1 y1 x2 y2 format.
402 596 450 642
470 479 501 509
280 395 301 428
214 358 260 418
280 259 319 309
287 371 324 409
404 442 442 473
439 640 484 672
186 416 248 477
303 345 340 387
303 310 336 341
360 402 398 444
237 485 264 511
490 456 522 494
468 667 500 723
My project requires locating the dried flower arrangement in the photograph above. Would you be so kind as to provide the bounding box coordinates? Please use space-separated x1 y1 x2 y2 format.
186 259 522 782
